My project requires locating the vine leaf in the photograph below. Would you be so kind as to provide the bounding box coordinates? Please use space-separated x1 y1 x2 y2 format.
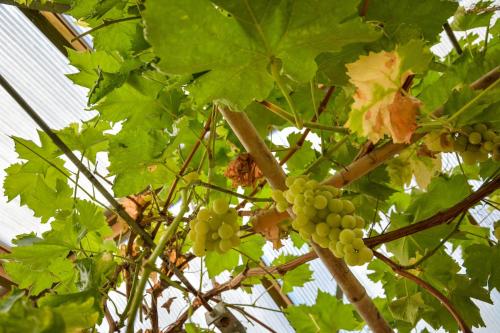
365 0 458 42
143 0 380 110
272 255 312 293
463 244 500 291
285 291 360 332
388 292 427 324
345 43 429 143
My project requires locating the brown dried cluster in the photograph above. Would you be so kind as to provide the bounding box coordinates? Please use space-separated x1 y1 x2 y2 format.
224 153 263 188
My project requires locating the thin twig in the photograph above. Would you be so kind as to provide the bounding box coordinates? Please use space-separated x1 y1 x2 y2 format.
228 305 278 333
374 251 472 333
443 22 463 55
71 16 141 42
190 180 273 202
259 100 348 133
161 115 212 214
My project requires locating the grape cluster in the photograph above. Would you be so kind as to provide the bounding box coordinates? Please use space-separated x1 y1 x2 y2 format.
427 123 500 164
272 176 373 266
188 198 240 256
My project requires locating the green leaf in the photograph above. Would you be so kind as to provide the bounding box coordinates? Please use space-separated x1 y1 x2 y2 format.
388 292 426 324
285 291 360 332
272 255 313 293
463 244 500 291
205 250 239 278
365 0 458 42
4 166 73 223
144 0 380 109
407 174 471 221
2 245 73 295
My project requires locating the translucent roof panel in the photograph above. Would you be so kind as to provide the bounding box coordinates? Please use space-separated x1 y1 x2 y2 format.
0 4 94 245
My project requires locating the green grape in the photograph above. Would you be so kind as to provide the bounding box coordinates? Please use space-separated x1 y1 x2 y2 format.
208 218 220 231
339 229 355 244
483 141 494 152
468 132 482 145
294 215 309 227
335 242 345 256
328 199 343 213
192 243 206 256
290 183 303 194
326 213 341 228
304 197 314 206
195 220 209 234
285 191 296 204
355 215 365 228
314 195 328 210
218 223 234 239
344 252 359 266
343 244 354 254
212 198 229 215
317 209 329 219
223 209 238 223
219 239 233 252
304 189 315 199
342 200 355 214
303 206 317 218
320 190 333 200
197 209 211 221
293 195 305 206
195 231 207 243
271 190 285 202
285 176 296 187
276 202 289 213
205 240 217 251
352 238 364 250
341 215 356 229
299 230 311 240
303 223 316 234
461 151 477 165
211 232 219 240
188 230 196 241
473 123 488 133
305 179 318 189
477 152 489 162
329 228 341 241
494 226 500 240
484 130 496 141
358 247 374 263
353 228 364 238
315 223 330 237
231 235 241 247
294 177 307 187
312 234 329 248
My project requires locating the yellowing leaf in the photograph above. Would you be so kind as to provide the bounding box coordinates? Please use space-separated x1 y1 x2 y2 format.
346 49 420 143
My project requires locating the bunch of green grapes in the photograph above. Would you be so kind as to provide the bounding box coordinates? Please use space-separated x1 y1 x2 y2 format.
188 198 240 256
272 176 373 266
426 123 500 164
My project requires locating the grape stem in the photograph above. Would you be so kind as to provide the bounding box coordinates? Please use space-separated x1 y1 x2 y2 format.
189 180 274 202
126 190 189 333
259 100 348 133
447 76 499 122
270 60 303 129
